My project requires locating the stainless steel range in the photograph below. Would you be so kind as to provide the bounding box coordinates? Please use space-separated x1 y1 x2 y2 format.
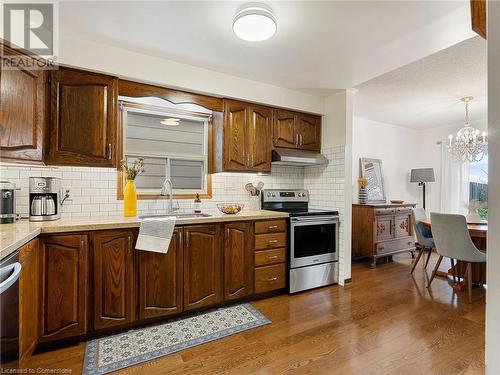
261 189 339 294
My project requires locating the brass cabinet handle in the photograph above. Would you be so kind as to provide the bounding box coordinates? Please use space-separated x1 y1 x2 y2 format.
299 134 303 146
267 276 279 282
268 225 278 230
107 143 112 160
267 240 278 246
246 154 250 168
296 134 299 146
267 255 278 260
251 154 254 167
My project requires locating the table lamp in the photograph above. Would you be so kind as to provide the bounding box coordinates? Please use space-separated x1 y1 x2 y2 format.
410 168 435 210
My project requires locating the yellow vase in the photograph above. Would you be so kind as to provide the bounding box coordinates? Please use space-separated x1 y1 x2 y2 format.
123 179 137 217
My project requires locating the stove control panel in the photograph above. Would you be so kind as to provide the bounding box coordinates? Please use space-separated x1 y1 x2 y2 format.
262 189 309 203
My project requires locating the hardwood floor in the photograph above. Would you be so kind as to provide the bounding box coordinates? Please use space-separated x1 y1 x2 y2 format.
25 252 485 374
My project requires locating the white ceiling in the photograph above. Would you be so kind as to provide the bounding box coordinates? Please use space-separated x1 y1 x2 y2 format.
354 36 487 129
58 1 475 93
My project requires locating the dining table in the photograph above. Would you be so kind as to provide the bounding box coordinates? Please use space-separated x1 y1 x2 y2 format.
420 218 487 284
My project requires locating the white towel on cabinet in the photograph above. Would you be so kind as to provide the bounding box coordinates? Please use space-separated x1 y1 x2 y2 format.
135 216 176 254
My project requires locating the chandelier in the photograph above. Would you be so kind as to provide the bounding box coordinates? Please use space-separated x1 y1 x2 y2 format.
447 96 487 162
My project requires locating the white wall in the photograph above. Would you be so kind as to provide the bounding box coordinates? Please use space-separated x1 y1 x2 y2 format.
318 90 354 283
487 2 500 373
352 116 487 214
58 33 325 115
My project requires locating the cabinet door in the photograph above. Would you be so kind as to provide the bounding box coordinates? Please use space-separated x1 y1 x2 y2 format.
375 216 393 241
224 222 254 301
273 109 297 149
46 67 117 167
248 105 272 173
0 46 45 163
394 214 412 238
92 230 135 330
138 228 183 320
184 225 223 310
223 100 248 171
19 239 39 362
39 234 88 342
297 114 321 151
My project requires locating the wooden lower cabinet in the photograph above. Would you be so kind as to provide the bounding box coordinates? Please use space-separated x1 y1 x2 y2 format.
254 264 286 294
39 234 88 342
253 220 287 294
224 222 254 301
92 230 135 330
183 225 223 310
22 220 288 349
138 228 183 320
19 239 39 362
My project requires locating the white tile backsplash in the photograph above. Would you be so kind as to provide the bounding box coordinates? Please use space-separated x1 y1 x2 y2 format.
0 163 303 218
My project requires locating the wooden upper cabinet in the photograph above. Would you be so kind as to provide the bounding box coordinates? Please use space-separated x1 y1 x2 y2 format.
297 113 321 151
223 100 248 171
138 228 183 320
0 45 45 163
224 222 254 301
221 99 272 173
92 229 135 330
183 225 223 311
39 234 88 342
46 67 118 167
273 109 297 149
272 110 321 151
248 105 272 172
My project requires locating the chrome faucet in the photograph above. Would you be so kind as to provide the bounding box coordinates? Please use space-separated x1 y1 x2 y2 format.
160 178 178 213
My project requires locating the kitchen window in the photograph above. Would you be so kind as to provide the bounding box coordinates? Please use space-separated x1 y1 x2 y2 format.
120 101 212 198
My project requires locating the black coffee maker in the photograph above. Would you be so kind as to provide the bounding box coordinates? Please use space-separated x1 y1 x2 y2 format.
0 181 18 224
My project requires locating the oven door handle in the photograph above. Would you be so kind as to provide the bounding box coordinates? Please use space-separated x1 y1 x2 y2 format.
291 216 339 222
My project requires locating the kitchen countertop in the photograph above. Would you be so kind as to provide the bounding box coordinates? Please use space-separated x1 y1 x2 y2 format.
0 209 288 260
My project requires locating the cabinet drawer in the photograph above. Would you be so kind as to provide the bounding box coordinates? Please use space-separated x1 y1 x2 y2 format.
255 220 286 234
374 208 396 216
255 264 286 294
396 207 412 215
376 238 415 255
255 232 286 250
254 248 286 266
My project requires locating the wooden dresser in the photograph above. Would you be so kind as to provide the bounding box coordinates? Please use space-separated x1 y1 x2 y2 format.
352 203 416 267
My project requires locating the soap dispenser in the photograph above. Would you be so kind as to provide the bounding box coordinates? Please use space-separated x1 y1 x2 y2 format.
194 193 202 213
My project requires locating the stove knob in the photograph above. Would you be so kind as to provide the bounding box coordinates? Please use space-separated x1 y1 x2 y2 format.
267 192 271 197
272 193 276 197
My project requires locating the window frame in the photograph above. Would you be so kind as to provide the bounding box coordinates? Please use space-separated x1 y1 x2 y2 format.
116 101 213 200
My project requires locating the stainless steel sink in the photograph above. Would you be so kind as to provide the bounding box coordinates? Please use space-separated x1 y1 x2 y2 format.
139 212 212 220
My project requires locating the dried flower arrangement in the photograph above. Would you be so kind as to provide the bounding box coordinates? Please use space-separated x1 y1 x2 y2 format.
357 177 368 189
120 157 145 180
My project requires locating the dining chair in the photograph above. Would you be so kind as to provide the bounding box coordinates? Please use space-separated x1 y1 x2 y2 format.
410 208 435 274
427 212 486 303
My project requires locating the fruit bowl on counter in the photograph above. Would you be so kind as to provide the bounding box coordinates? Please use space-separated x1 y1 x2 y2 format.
217 203 244 215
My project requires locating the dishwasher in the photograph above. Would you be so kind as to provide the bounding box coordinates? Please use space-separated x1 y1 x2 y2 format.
0 250 21 369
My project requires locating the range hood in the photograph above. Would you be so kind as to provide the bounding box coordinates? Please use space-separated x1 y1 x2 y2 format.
272 148 328 167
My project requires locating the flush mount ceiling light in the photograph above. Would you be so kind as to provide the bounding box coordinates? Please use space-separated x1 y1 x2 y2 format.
160 118 180 126
233 5 277 42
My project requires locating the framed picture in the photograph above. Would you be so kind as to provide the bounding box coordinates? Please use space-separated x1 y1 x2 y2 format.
360 158 386 203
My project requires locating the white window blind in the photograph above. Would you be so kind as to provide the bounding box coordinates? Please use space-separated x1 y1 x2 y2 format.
123 108 208 193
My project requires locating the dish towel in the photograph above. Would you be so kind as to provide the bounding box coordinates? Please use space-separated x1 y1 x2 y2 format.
135 216 176 254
